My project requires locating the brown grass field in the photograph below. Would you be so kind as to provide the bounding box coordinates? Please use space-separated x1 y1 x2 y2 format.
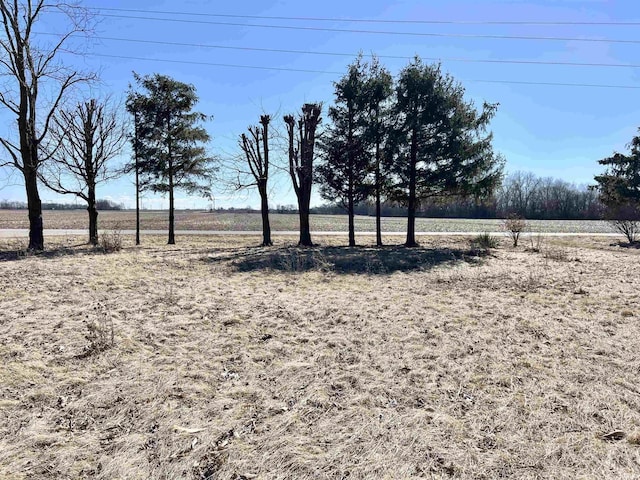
1 232 639 479
0 209 614 233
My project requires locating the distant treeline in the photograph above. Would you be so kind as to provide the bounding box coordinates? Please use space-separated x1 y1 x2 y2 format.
0 199 124 211
313 172 604 220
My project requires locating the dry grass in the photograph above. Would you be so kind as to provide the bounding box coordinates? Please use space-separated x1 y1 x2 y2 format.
1 234 640 479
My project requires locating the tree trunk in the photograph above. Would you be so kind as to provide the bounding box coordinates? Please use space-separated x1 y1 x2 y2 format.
259 182 272 246
168 168 175 245
87 186 98 246
406 129 418 247
167 115 175 245
375 141 383 247
134 122 141 246
24 167 43 251
298 194 313 246
348 194 356 247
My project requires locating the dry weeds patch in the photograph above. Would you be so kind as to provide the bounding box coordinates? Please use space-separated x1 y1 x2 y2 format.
0 235 639 479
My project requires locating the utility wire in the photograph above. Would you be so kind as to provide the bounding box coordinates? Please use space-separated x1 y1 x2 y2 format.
94 13 640 44
92 53 640 89
67 33 640 69
86 6 640 26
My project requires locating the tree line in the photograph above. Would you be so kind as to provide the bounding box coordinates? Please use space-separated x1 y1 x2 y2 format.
0 1 637 250
314 171 602 220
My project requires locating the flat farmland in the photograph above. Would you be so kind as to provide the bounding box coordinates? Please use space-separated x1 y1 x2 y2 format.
0 209 614 233
1 234 639 479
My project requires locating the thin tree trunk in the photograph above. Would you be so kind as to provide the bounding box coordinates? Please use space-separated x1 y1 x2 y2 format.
259 182 272 246
24 167 43 251
88 186 98 245
167 114 175 245
168 165 175 245
348 194 356 247
406 129 418 247
135 164 140 245
134 117 141 246
375 152 383 247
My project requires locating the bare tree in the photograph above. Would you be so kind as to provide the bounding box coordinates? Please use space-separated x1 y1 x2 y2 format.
40 98 127 245
237 115 273 246
284 103 322 247
0 0 94 250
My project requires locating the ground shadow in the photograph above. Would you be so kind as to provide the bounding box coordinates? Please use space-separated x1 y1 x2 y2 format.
0 244 106 262
610 241 640 249
204 244 491 275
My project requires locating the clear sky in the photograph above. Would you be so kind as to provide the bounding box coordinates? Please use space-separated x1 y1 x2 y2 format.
1 0 639 209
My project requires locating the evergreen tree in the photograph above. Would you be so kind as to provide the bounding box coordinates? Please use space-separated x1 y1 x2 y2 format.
318 56 371 247
392 58 503 246
127 73 215 245
362 57 394 246
593 131 640 242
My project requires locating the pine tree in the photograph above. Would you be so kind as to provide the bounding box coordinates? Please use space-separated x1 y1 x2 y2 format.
127 73 215 245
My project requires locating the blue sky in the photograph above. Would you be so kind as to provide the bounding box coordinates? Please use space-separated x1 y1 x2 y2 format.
1 0 639 209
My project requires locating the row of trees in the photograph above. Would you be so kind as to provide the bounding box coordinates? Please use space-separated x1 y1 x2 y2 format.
0 1 637 250
233 56 502 247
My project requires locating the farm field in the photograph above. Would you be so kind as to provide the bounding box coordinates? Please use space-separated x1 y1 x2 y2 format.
1 234 639 479
0 209 615 234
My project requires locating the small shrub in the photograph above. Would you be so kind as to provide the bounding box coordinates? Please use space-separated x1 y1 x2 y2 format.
471 232 499 250
83 302 115 355
527 232 544 252
272 248 332 272
543 247 569 262
503 214 527 247
99 224 123 253
518 268 543 292
609 219 639 244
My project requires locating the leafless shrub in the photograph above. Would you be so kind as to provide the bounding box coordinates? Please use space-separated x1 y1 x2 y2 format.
99 223 123 253
544 247 569 262
517 268 544 292
609 219 639 244
82 302 114 355
527 231 544 252
503 214 528 247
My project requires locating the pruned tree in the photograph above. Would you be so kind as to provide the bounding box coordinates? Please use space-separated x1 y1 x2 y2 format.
237 115 273 246
39 97 126 245
0 0 95 250
593 131 640 243
318 56 371 247
284 103 322 247
392 57 503 247
127 73 215 245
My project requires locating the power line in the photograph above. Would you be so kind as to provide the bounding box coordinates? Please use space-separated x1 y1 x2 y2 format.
93 53 343 75
94 13 640 45
91 53 640 89
87 6 640 26
72 33 640 69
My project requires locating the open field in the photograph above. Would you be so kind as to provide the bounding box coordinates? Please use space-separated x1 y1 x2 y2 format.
1 234 640 479
0 209 615 234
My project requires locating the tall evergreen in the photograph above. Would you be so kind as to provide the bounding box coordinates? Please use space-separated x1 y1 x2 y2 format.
127 73 215 245
392 57 503 246
318 56 371 247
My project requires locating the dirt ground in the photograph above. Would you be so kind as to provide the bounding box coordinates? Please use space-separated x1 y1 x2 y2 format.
0 234 639 479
